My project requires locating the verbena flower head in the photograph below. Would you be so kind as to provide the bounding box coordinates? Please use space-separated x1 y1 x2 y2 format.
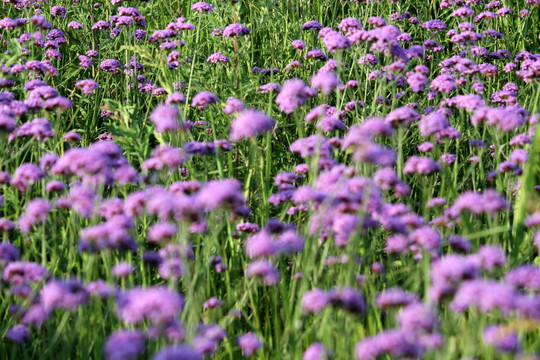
237 332 262 356
310 72 339 95
230 109 274 141
191 91 218 110
150 104 182 133
103 330 145 360
191 1 213 12
116 286 183 325
41 278 89 311
223 23 250 37
276 79 313 114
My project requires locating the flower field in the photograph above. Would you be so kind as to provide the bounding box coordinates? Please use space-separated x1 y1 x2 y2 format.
1 0 540 358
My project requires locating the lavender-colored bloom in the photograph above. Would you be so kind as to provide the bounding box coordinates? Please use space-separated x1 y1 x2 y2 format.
230 109 274 141
104 330 145 360
450 279 517 314
355 329 422 360
276 79 312 114
302 20 322 31
31 15 52 29
92 20 111 30
397 303 436 332
375 288 419 308
403 156 441 175
117 286 183 324
41 278 89 310
237 332 262 356
11 163 45 192
112 262 133 278
301 288 330 313
147 222 178 243
328 287 366 313
505 265 540 290
0 243 20 264
386 106 420 127
311 72 339 95
244 231 278 258
292 40 306 50
100 59 122 73
6 324 30 343
303 343 330 360
246 260 279 285
191 1 213 12
203 297 223 309
68 21 83 29
223 97 244 115
446 190 508 219
419 113 449 137
75 79 98 94
12 118 55 142
18 198 51 234
322 30 351 52
191 91 218 110
474 245 507 271
223 23 250 37
207 52 230 63
483 326 520 353
150 104 182 133
152 345 201 360
3 261 48 285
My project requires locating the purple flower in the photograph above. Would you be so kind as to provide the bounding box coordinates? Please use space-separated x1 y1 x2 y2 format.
41 279 89 311
112 262 133 278
191 1 213 12
303 343 331 360
92 20 111 30
151 345 201 360
0 242 20 264
207 52 230 63
301 288 330 313
68 21 83 29
418 113 449 137
355 329 422 360
147 222 178 243
117 286 183 325
104 330 145 360
302 20 322 31
191 91 218 110
12 118 55 142
237 332 262 356
505 265 540 290
403 156 441 175
311 72 339 95
150 104 183 133
483 326 520 353
223 23 250 37
100 59 121 73
17 198 52 234
75 79 98 94
3 261 48 285
246 260 279 285
375 288 419 308
223 97 244 115
6 324 30 343
11 163 45 192
230 109 275 141
276 79 313 114
321 30 351 52
397 303 436 332
292 40 306 50
450 279 517 314
203 297 223 309
386 106 420 127
328 287 366 313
